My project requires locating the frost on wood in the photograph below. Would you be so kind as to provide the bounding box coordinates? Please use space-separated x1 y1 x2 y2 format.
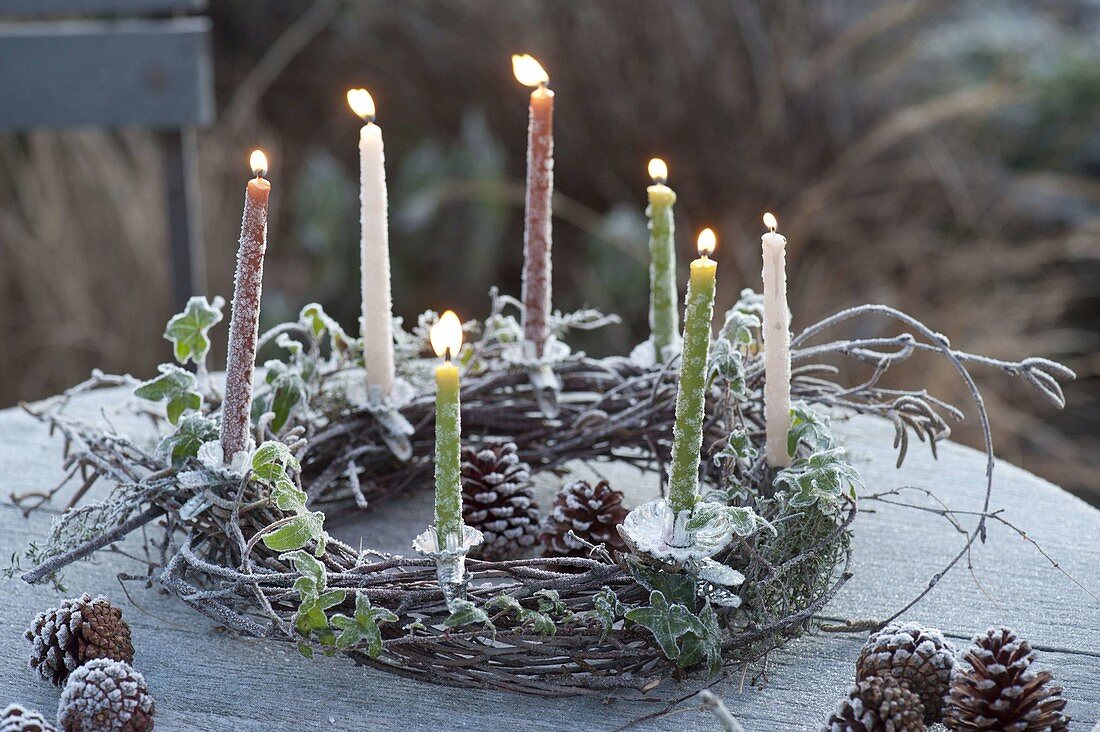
221 184 269 464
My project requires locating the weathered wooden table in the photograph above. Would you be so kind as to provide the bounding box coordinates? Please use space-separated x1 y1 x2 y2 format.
0 391 1097 731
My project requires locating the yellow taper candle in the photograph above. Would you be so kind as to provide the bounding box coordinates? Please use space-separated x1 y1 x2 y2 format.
646 158 680 359
667 229 718 514
761 212 792 467
430 311 464 548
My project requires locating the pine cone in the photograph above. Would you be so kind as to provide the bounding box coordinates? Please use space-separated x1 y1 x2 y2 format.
943 626 1069 732
857 621 955 723
823 675 925 732
539 480 628 556
0 704 56 732
25 594 134 686
461 442 540 560
58 659 154 732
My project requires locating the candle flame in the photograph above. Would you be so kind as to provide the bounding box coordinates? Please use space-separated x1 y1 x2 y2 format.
250 150 268 177
346 88 376 121
647 158 668 183
762 212 778 232
512 54 549 87
697 228 717 257
430 310 463 360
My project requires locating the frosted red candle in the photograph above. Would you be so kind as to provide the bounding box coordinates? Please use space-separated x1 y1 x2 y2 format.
514 54 554 354
220 151 270 464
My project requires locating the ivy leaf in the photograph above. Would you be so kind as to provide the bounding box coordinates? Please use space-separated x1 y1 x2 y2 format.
588 587 625 640
713 428 758 467
262 511 326 551
534 589 569 618
300 302 351 354
263 360 308 433
156 414 218 465
252 441 300 481
675 601 724 675
717 307 760 349
627 559 697 606
164 296 224 366
330 593 398 656
624 590 700 661
774 447 863 509
281 550 326 589
444 599 494 631
688 502 774 538
134 364 202 425
707 339 747 397
788 403 836 456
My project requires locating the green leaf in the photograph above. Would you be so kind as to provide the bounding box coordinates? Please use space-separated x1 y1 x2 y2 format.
788 403 836 456
675 601 724 675
627 559 697 607
707 338 747 397
281 549 325 589
134 364 202 425
164 296 224 366
156 414 218 465
717 307 760 349
688 502 774 538
329 593 398 656
263 360 308 433
774 447 863 509
252 441 299 481
444 599 493 630
262 511 325 551
588 587 625 640
624 590 699 660
713 428 758 468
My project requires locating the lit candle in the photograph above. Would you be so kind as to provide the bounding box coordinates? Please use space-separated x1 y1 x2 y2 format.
512 54 554 355
348 88 395 396
667 229 718 514
430 310 464 549
220 150 271 464
646 158 679 359
761 212 792 468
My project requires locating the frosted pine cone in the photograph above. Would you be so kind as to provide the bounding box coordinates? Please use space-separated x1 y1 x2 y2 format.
539 480 628 556
857 621 955 723
25 594 134 686
58 659 155 732
822 675 925 732
0 704 56 732
461 442 540 560
943 626 1069 732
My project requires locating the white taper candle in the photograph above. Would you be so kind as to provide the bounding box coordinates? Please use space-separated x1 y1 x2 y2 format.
349 88 395 396
761 212 792 468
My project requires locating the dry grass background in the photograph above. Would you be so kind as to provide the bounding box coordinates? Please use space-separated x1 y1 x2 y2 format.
1 0 1097 501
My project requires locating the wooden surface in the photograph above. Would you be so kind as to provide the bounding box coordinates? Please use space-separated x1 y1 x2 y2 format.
0 391 1097 731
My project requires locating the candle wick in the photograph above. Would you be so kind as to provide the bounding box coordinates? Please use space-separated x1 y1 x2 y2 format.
444 346 452 364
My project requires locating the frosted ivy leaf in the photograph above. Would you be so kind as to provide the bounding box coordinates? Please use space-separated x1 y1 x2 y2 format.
262 511 326 552
713 428 758 467
489 594 555 635
163 295 224 366
156 414 218 466
773 447 863 509
788 402 836 455
718 308 760 349
133 363 201 425
262 360 309 433
443 599 493 631
588 587 625 640
687 502 774 538
330 593 398 656
732 288 764 320
625 590 709 664
252 440 300 480
708 339 747 398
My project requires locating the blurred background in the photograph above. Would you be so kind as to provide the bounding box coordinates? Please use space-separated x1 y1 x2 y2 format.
1 0 1097 502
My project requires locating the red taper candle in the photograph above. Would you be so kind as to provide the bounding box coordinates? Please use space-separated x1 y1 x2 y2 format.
220 150 270 464
513 54 554 355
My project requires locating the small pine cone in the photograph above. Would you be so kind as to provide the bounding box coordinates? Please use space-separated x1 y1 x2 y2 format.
25 594 134 686
857 621 955 723
943 626 1069 732
58 659 155 732
539 480 628 556
461 442 540 560
822 675 926 732
0 704 56 732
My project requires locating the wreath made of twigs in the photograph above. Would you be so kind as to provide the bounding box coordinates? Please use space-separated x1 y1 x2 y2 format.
11 291 1074 698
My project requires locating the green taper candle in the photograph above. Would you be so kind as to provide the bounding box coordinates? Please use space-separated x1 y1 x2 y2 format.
431 310 464 548
646 158 679 359
667 228 717 514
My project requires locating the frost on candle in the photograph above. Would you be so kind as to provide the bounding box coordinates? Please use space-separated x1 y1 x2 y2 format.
220 150 271 464
761 212 792 468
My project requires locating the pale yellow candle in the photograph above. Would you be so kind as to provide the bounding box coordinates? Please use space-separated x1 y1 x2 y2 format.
761 212 791 467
